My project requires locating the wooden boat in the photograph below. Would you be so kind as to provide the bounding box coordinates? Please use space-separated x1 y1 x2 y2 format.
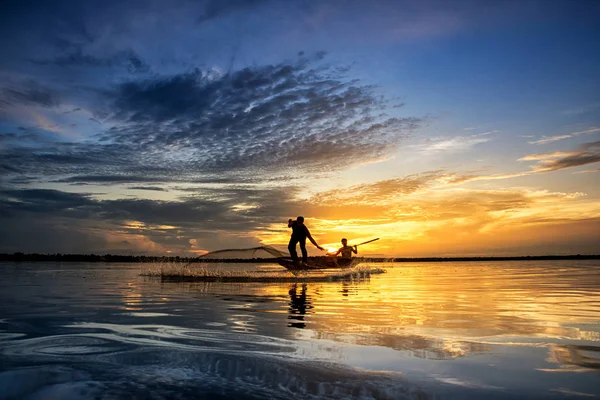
278 257 358 271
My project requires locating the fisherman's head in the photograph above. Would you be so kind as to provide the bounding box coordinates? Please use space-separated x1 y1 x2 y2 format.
297 216 304 224
341 238 347 245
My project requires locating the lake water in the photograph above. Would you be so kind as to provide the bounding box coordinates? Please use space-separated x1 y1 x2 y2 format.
1 260 599 399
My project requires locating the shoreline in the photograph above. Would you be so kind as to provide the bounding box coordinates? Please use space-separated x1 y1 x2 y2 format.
1 253 599 263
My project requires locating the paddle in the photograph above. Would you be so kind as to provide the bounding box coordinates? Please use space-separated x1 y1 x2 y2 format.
353 238 379 247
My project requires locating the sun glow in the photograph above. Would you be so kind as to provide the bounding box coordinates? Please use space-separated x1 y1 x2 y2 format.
252 180 600 257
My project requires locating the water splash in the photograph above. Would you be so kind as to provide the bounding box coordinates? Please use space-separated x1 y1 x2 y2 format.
140 262 386 283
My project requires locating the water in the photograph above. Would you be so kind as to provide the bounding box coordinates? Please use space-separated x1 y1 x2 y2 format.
1 261 599 399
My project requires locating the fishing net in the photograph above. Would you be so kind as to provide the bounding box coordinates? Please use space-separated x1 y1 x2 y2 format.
198 246 287 260
140 244 388 281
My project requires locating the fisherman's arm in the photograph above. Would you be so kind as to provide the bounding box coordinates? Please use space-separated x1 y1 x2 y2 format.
306 230 324 250
353 246 358 254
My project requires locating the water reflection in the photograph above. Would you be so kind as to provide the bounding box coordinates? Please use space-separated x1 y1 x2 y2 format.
548 344 600 370
265 262 600 367
281 279 490 359
288 284 312 329
1 261 599 398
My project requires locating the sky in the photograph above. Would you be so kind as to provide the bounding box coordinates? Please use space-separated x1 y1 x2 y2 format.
1 0 599 257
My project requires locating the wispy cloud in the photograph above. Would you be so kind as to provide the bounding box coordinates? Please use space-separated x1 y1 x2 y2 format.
415 131 493 154
560 103 600 116
528 127 600 145
572 168 600 174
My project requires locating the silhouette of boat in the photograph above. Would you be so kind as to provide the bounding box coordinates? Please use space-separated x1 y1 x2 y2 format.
278 257 358 271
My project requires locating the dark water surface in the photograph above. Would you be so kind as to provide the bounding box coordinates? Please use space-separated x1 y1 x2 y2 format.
1 261 599 399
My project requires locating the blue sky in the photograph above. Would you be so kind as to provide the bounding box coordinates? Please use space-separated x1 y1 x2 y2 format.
1 0 599 256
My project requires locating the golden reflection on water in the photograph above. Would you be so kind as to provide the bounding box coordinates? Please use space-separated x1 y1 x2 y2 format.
132 261 599 372
259 262 600 364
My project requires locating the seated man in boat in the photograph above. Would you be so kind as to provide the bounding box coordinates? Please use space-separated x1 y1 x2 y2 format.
288 216 324 264
332 238 357 259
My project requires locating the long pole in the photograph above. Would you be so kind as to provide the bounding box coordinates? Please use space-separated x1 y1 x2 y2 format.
354 238 379 247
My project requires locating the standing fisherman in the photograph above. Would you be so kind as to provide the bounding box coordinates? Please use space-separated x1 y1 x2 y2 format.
288 216 324 264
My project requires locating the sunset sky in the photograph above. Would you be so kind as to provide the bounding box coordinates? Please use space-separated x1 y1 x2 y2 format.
1 0 599 257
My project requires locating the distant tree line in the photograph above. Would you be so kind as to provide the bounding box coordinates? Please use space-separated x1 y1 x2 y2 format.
0 252 598 263
0 253 279 263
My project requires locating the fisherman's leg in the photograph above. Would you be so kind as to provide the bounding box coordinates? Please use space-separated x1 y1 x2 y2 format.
299 239 308 263
288 238 299 262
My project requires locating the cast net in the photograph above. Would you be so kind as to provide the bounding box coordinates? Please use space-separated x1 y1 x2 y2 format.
198 246 287 260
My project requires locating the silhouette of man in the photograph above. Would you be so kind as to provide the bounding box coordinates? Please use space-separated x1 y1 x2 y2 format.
332 238 357 258
288 216 324 264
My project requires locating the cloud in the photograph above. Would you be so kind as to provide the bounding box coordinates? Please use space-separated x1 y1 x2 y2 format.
259 180 600 255
519 141 600 172
309 171 448 206
528 134 573 145
197 0 270 23
2 170 599 256
572 168 600 174
291 0 549 45
1 57 419 187
31 48 150 74
0 82 61 108
528 127 600 145
129 186 168 191
0 184 306 253
1 0 599 256
58 175 167 184
414 131 492 154
431 140 600 183
560 103 600 116
0 189 92 215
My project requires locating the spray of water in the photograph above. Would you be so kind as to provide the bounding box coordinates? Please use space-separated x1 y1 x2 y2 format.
141 263 386 282
139 245 387 281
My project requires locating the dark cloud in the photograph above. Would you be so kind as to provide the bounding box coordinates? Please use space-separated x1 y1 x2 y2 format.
0 189 93 216
58 175 166 184
0 0 422 191
0 185 302 253
523 141 600 172
105 58 418 175
0 56 418 188
129 186 168 191
31 48 150 74
1 83 61 108
541 141 600 171
0 163 21 173
0 186 284 228
0 217 108 254
198 0 269 22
